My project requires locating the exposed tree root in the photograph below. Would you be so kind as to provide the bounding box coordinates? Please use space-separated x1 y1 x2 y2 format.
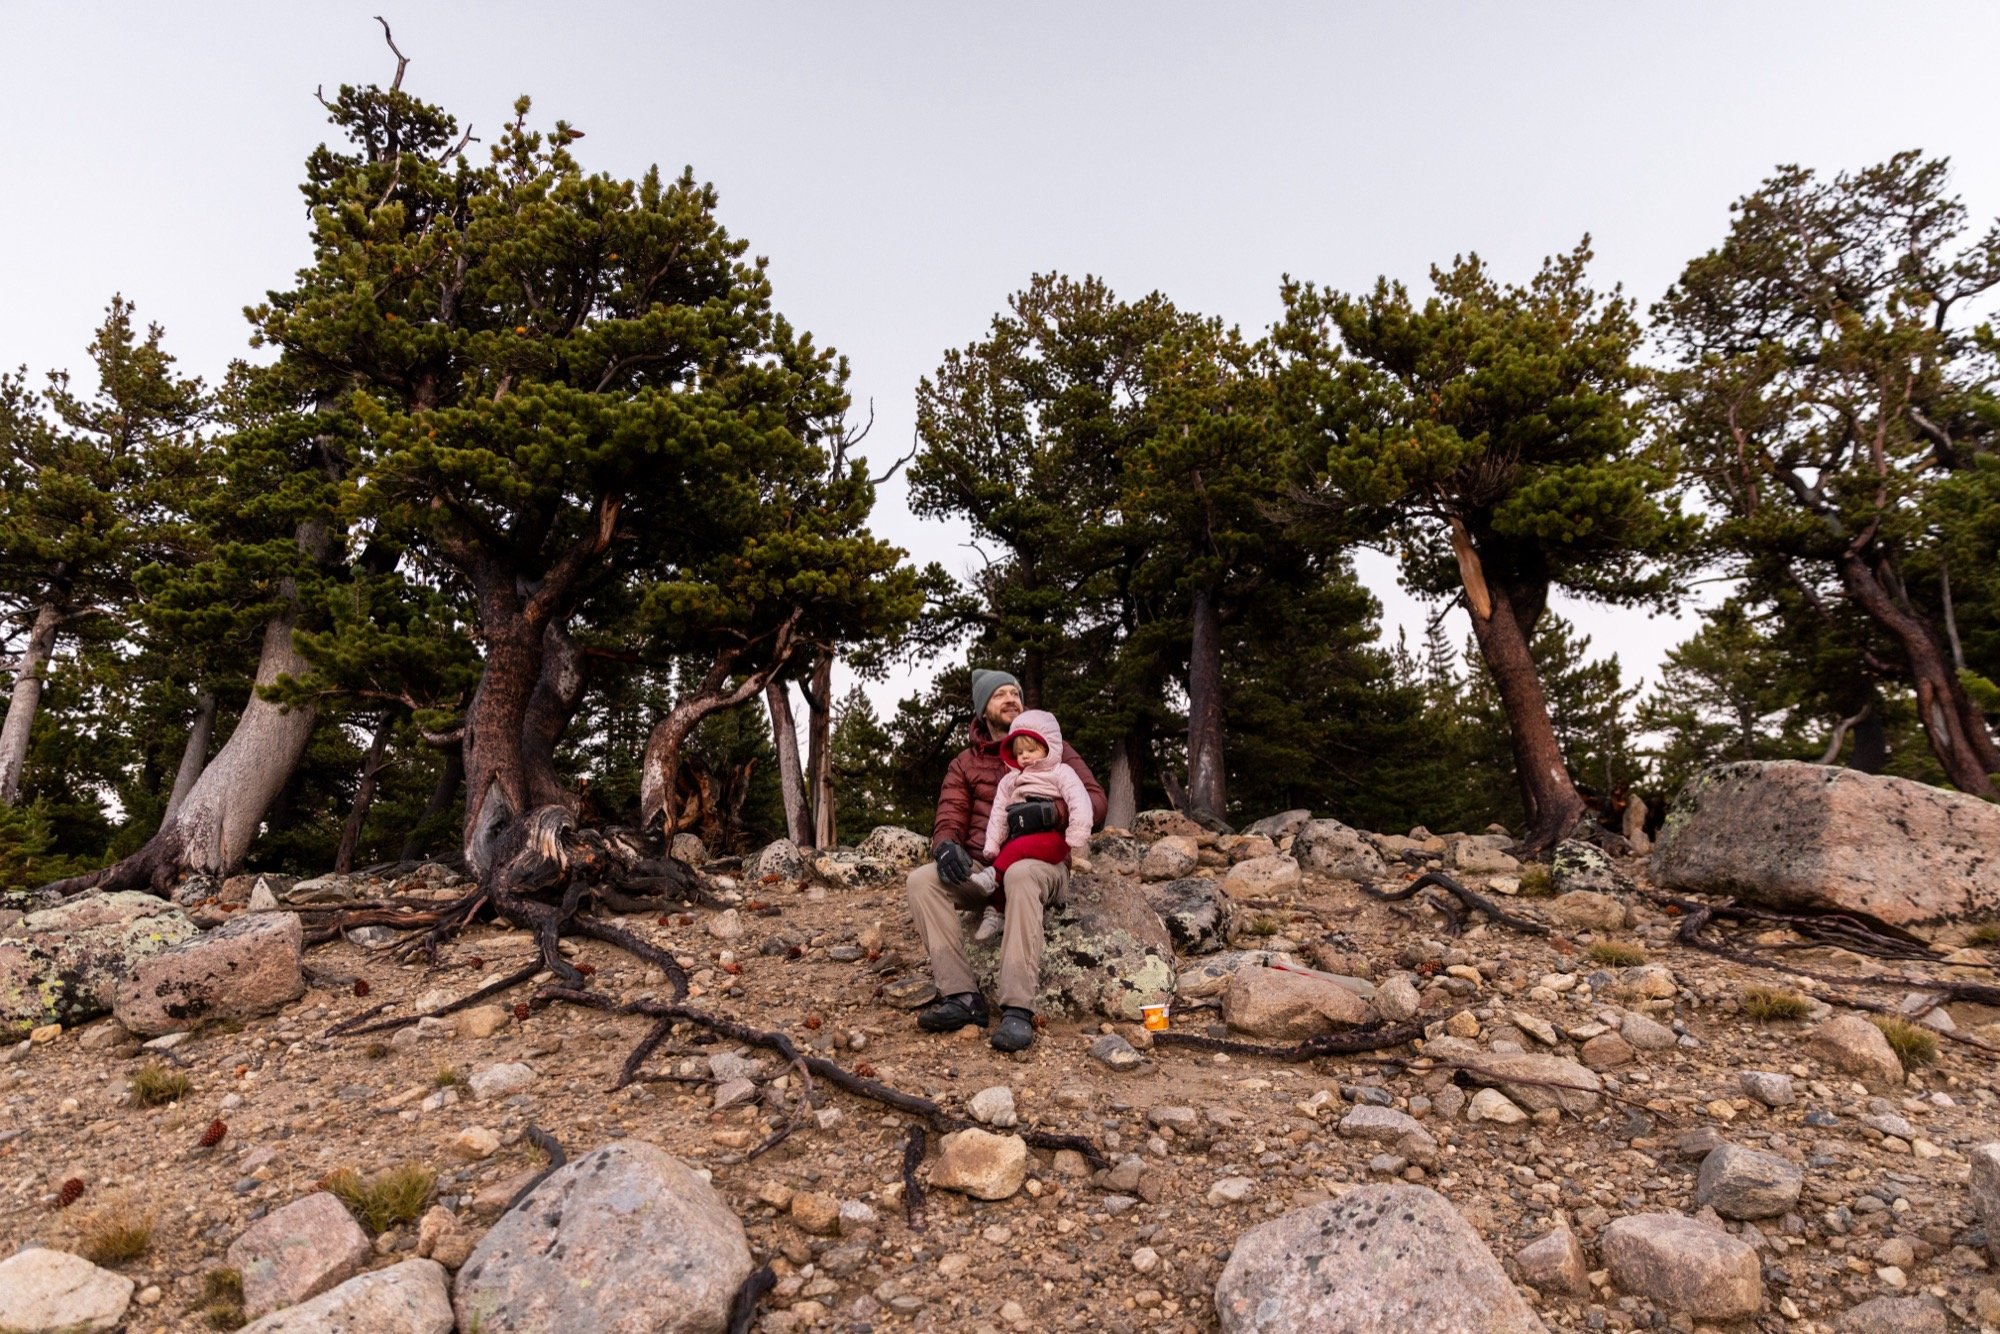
900 1124 928 1231
322 961 542 1039
726 1264 778 1334
530 986 1112 1170
1359 871 1551 936
503 1125 569 1214
1150 1014 1435 1061
1666 897 2000 1006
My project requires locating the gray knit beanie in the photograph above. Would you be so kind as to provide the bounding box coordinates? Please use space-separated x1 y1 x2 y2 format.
970 668 1021 721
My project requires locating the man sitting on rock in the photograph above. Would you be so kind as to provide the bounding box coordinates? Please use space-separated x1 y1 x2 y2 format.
905 669 1106 1052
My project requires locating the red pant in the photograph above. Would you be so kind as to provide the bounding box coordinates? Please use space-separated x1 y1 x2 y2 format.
991 830 1069 879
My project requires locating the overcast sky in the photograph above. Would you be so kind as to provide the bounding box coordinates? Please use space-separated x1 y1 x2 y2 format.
5 2 1997 722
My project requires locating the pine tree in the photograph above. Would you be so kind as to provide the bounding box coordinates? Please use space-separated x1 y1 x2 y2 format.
1277 244 1696 849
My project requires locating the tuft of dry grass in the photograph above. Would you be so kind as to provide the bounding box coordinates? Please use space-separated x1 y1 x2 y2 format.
201 1268 246 1329
363 1041 391 1060
1742 985 1811 1022
1514 865 1554 898
129 1062 191 1107
1969 921 2000 946
326 1163 436 1234
78 1196 155 1265
433 1064 463 1089
1586 941 1646 967
1872 1016 1939 1069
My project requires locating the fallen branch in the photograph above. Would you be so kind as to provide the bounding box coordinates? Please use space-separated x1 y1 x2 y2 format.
901 1124 928 1231
323 961 541 1038
532 986 1112 1170
1360 871 1550 937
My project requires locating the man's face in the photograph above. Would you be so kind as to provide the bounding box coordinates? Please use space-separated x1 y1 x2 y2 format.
984 683 1023 730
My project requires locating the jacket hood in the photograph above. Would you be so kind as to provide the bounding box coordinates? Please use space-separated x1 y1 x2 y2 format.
1001 709 1065 771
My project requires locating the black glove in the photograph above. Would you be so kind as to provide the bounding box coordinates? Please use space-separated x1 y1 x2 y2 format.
1006 800 1059 840
935 840 972 885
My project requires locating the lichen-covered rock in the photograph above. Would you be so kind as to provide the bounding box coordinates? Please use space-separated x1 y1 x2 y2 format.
454 1140 752 1334
1175 949 1297 1001
112 910 304 1036
1291 819 1388 880
1140 836 1200 881
809 848 898 891
970 872 1175 1019
0 891 197 1035
1244 809 1312 840
1214 1185 1545 1332
1146 876 1230 953
1086 831 1144 874
856 825 929 872
1652 760 2000 928
1221 855 1301 900
745 838 808 883
1134 809 1206 841
1550 839 1627 894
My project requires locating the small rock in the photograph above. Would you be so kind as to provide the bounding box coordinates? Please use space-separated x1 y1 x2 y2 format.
1468 1088 1527 1125
1546 890 1632 932
0 1247 135 1332
467 1062 537 1101
1580 1031 1635 1070
112 911 305 1036
454 1005 510 1040
1141 836 1201 881
1293 819 1391 880
226 1191 372 1319
968 1085 1018 1128
706 909 744 941
1373 974 1420 1022
880 976 938 1010
1224 964 1369 1039
1090 1033 1145 1071
711 1077 758 1110
1131 1246 1160 1273
1337 1105 1437 1161
1809 1015 1906 1088
1222 855 1302 900
930 1129 1027 1200
1549 840 1626 895
452 1126 501 1160
790 1191 842 1236
1206 1176 1256 1206
1599 1212 1762 1320
1516 1224 1588 1295
1696 1144 1803 1220
1969 1142 2000 1264
1619 1011 1677 1050
415 1206 476 1270
1740 1071 1795 1107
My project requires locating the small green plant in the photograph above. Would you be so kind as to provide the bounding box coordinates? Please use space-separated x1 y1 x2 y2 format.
78 1199 154 1265
1514 865 1553 897
326 1164 436 1233
1586 941 1646 967
130 1062 191 1107
433 1064 463 1089
1872 1016 1938 1069
1741 985 1811 1022
201 1268 246 1330
1969 922 2000 946
1243 914 1282 937
364 1041 391 1060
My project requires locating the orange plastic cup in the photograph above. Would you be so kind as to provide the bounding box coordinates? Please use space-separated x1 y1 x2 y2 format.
1141 1003 1170 1032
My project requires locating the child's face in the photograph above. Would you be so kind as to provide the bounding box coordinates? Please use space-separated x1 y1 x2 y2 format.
1011 735 1048 763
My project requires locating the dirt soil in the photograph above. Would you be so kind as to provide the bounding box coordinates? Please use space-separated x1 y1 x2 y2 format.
3 851 1998 1333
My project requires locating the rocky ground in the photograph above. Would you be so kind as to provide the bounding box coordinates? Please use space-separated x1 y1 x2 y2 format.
3 807 1999 1333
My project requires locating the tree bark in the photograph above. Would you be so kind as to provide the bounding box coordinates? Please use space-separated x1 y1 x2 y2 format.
0 602 62 805
640 628 805 833
807 655 836 849
766 680 811 846
1839 552 1999 795
1104 733 1139 832
1185 585 1226 820
162 690 217 823
400 742 463 861
1453 519 1585 851
334 714 396 873
521 618 586 811
461 590 545 877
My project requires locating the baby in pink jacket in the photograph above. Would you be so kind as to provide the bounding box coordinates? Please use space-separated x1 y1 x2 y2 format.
973 708 1093 943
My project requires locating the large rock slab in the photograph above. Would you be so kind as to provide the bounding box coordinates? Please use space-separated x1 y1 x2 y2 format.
227 1191 372 1319
0 1246 135 1332
855 825 928 872
970 871 1175 1020
240 1259 454 1333
112 910 304 1036
1223 962 1368 1039
1970 1141 2000 1264
1423 1036 1601 1114
454 1139 751 1334
1652 761 2000 928
0 891 197 1033
1213 1185 1545 1332
1832 1296 1949 1334
1600 1213 1762 1319
1291 819 1388 880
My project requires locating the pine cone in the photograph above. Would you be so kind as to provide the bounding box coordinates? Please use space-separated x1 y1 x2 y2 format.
56 1178 85 1208
199 1119 227 1148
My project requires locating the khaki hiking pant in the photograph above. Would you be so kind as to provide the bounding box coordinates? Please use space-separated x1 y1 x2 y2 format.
905 858 1068 1012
